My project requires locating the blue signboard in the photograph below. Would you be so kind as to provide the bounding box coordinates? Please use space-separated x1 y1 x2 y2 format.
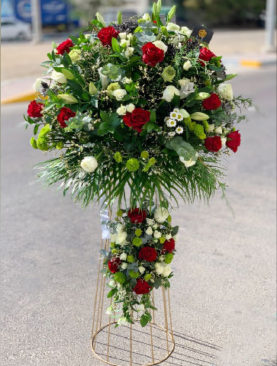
1 0 70 25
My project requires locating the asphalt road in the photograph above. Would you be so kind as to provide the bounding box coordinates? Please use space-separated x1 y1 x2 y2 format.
1 67 276 366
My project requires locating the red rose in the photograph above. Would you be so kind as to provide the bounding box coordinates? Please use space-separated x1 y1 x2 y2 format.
97 26 119 46
57 107 76 128
199 47 216 66
123 108 150 133
27 100 43 118
56 39 74 55
142 42 164 67
226 130 241 152
162 238 175 253
202 93 221 110
128 208 147 223
204 136 222 152
108 257 121 273
133 279 151 295
139 247 157 262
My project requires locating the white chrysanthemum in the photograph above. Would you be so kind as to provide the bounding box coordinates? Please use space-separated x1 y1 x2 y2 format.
176 126 184 134
121 263 128 270
125 47 134 58
166 22 180 32
119 32 127 39
146 227 153 236
113 89 127 101
180 26 192 37
154 231 162 239
170 111 178 120
69 49 81 62
126 103 135 113
168 131 176 137
166 234 172 240
153 40 168 53
120 253 127 261
154 206 169 223
215 126 223 134
146 218 154 226
179 155 198 168
176 113 183 121
155 262 172 277
218 83 233 101
116 105 127 115
122 77 132 84
183 60 192 71
80 156 98 173
51 70 67 84
138 266 145 274
163 264 172 277
162 85 180 102
173 108 180 113
155 262 164 275
166 119 177 128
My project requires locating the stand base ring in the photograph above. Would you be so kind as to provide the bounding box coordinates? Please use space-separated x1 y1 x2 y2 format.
91 321 175 366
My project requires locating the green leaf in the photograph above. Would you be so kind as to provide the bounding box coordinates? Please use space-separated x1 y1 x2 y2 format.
150 110 156 123
171 226 179 236
96 12 106 27
107 288 117 298
157 0 162 13
140 312 152 327
62 68 75 80
111 37 121 53
33 124 39 135
225 73 237 81
167 5 176 22
117 11 122 25
152 2 158 20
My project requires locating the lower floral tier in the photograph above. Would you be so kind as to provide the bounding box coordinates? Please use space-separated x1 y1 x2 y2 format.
91 235 175 366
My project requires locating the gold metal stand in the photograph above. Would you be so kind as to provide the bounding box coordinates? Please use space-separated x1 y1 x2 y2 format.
91 236 175 366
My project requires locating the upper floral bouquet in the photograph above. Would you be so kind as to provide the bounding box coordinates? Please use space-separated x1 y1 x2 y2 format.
25 0 250 209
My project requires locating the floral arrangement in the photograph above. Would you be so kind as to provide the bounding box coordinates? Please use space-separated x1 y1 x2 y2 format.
25 0 250 326
104 205 177 326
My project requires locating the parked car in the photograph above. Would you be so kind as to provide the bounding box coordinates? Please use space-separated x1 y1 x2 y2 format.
1 18 31 40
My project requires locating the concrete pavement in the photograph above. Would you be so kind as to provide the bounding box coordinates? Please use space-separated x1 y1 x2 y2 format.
0 67 276 365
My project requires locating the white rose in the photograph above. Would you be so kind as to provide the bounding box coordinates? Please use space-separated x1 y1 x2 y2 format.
120 39 130 47
119 32 127 39
154 231 161 239
136 304 145 312
153 224 158 229
183 60 192 71
122 77 132 84
116 105 127 115
217 83 233 101
51 70 67 84
113 89 127 101
121 263 128 270
207 123 215 132
116 231 127 245
163 264 172 277
118 317 128 326
146 227 153 236
125 47 134 58
215 126 223 134
146 218 154 226
179 155 197 168
120 253 127 261
155 262 164 275
69 49 81 62
153 40 168 53
126 103 135 113
80 156 98 173
154 206 169 223
221 137 227 146
178 78 195 99
180 26 192 37
162 85 180 102
166 22 180 32
138 266 145 274
33 78 43 92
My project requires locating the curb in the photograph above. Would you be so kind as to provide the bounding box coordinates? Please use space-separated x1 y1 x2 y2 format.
1 91 37 105
240 58 276 68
